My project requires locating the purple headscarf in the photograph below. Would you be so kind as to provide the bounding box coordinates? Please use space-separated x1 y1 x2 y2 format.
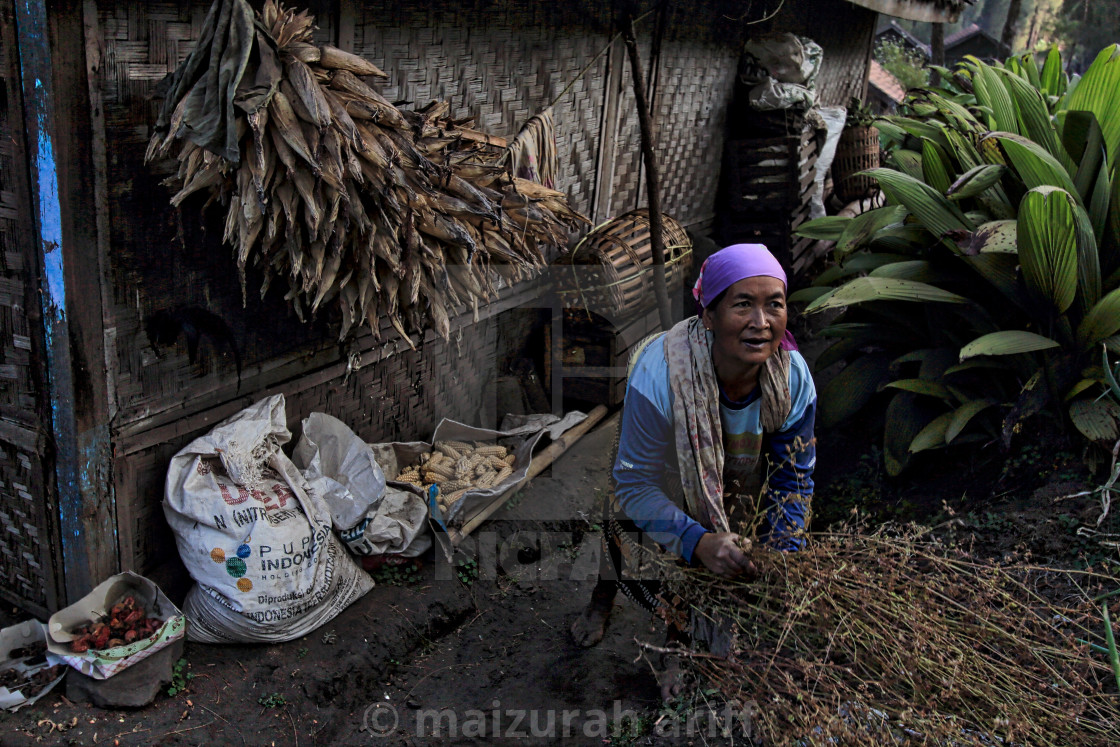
692 243 797 351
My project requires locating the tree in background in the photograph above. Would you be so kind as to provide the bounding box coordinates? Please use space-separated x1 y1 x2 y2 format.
1053 0 1120 73
874 39 930 92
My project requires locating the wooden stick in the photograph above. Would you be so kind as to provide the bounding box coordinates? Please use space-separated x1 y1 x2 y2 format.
622 14 673 332
448 404 610 542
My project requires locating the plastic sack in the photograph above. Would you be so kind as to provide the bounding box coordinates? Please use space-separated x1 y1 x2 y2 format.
163 395 373 643
292 411 428 558
811 106 849 218
741 33 822 111
292 412 387 531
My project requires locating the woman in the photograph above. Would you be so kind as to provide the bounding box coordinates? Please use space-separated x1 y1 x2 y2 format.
570 243 817 698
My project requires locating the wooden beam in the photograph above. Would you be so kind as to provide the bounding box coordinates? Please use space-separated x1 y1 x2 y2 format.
590 37 625 224
15 0 116 602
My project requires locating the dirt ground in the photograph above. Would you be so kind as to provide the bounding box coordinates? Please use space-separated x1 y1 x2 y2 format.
0 334 1113 746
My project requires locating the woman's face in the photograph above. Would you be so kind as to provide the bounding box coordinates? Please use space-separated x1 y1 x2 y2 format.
702 275 788 374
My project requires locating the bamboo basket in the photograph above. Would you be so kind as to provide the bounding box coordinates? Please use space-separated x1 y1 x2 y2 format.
553 210 693 319
831 125 880 202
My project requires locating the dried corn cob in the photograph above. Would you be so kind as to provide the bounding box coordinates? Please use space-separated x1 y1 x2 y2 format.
146 0 587 347
472 445 507 457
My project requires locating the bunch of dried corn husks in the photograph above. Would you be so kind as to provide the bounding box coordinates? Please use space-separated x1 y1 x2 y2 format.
146 0 587 344
635 525 1120 746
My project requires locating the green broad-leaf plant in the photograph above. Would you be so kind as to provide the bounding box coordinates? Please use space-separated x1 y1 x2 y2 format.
795 45 1120 475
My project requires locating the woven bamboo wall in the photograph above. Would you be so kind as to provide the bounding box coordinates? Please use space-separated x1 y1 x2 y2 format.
0 0 59 615
349 0 610 219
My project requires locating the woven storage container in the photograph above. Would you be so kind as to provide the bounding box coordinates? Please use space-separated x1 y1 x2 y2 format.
831 125 880 203
554 210 693 320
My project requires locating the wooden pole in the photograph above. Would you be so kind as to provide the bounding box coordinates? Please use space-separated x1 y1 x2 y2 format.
622 14 673 332
930 23 945 86
448 404 610 543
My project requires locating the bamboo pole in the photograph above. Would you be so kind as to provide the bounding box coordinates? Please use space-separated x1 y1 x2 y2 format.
622 14 673 332
448 404 610 543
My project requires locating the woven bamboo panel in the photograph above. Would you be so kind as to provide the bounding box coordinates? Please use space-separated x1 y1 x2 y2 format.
0 437 54 616
350 0 609 219
608 2 742 227
116 315 499 575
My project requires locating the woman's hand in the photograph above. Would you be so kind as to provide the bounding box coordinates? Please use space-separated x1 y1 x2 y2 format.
693 532 757 579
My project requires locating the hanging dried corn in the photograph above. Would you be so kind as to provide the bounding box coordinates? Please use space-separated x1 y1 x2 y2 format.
146 0 588 346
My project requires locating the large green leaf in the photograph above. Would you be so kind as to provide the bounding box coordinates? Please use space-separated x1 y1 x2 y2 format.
957 220 1017 254
867 168 975 239
869 224 934 254
889 149 924 181
947 164 1008 201
1017 186 1081 312
970 58 1020 134
998 69 1072 171
836 205 908 258
944 128 984 171
1063 110 1105 200
959 330 1060 360
818 353 892 428
1068 399 1120 443
883 379 953 400
946 400 996 443
884 392 941 475
986 132 1081 203
1040 46 1065 99
788 286 833 304
869 260 943 282
922 138 954 195
909 411 956 453
804 276 968 313
795 215 850 240
961 253 1033 312
1078 287 1120 349
1067 45 1120 172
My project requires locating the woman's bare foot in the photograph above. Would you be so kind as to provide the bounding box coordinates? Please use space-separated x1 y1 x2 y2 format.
658 653 683 702
570 580 616 647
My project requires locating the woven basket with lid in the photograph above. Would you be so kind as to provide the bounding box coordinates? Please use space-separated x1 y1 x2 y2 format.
553 210 693 320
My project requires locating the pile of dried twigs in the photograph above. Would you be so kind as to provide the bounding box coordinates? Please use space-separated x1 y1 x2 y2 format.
637 526 1120 745
147 0 586 344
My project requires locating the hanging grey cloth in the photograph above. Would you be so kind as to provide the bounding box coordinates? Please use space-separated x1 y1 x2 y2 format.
152 0 279 163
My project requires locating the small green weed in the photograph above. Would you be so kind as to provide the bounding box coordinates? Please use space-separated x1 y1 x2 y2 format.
455 558 478 586
166 657 194 697
296 647 309 659
258 692 286 708
369 562 422 587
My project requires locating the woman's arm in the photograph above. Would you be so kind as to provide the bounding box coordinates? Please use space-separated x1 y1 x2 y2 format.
764 353 817 551
613 352 708 563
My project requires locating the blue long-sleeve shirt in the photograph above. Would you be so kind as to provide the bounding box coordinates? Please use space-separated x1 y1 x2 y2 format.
613 335 816 562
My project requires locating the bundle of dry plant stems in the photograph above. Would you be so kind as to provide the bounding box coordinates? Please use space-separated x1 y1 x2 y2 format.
147 1 587 345
634 522 1120 745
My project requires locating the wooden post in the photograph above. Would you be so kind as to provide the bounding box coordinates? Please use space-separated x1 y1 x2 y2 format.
622 14 673 332
930 23 945 86
15 0 116 602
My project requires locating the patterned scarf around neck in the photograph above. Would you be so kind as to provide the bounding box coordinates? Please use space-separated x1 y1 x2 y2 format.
663 317 791 532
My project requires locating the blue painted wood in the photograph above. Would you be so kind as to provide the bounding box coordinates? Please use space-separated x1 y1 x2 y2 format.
13 0 94 602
